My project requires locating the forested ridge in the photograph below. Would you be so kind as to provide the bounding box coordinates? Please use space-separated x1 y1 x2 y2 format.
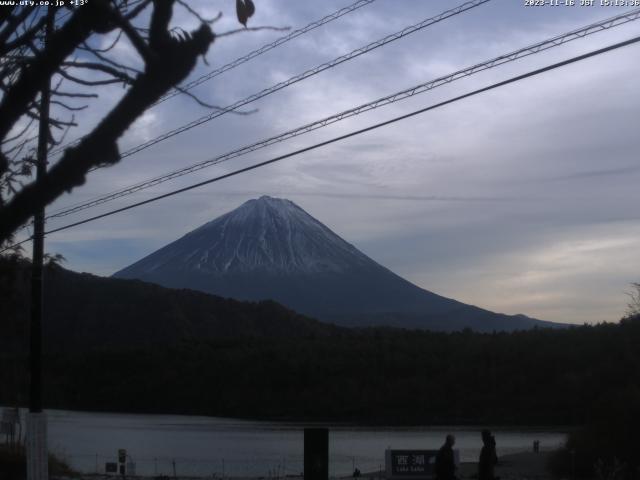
1 258 639 425
2 318 639 426
2 257 639 476
0 259 342 356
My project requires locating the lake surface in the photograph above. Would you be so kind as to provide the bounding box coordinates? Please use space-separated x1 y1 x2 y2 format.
16 409 567 477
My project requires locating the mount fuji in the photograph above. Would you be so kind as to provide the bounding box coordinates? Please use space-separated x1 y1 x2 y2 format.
113 196 557 331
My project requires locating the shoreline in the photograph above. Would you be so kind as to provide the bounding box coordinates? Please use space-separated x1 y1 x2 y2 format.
52 451 555 480
4 405 575 431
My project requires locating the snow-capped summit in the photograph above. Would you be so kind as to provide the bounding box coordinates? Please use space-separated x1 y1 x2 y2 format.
114 196 556 331
116 195 372 277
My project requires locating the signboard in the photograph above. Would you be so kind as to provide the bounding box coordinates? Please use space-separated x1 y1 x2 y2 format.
105 462 118 474
385 449 459 480
386 450 437 479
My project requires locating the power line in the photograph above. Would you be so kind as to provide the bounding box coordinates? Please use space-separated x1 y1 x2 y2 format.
47 0 378 157
44 7 640 221
156 0 378 105
2 32 635 255
48 0 491 162
118 0 491 159
42 0 491 217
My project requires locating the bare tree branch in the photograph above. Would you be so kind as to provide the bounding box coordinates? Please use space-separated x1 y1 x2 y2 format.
4 135 37 156
216 25 289 38
124 0 154 20
626 283 640 319
45 116 77 129
0 15 47 57
176 1 222 25
0 0 216 241
0 7 36 51
80 41 142 75
172 83 257 114
85 29 124 54
50 100 89 112
50 116 75 147
109 8 155 63
2 118 36 145
0 1 115 143
57 69 127 87
61 60 136 84
51 91 99 99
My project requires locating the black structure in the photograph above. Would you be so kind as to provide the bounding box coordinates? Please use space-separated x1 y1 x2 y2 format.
304 428 328 480
29 6 53 416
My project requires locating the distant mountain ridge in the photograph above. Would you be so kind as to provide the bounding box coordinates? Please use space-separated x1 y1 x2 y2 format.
0 258 341 354
114 196 561 332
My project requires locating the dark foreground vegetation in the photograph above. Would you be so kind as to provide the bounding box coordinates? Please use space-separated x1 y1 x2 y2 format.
3 321 640 466
27 321 640 424
2 321 639 478
4 320 638 426
549 379 639 480
0 444 76 479
1 258 639 478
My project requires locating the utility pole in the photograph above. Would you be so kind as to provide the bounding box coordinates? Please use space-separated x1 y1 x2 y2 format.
27 7 53 480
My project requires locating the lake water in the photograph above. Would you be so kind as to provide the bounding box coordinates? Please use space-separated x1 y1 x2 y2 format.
11 409 567 477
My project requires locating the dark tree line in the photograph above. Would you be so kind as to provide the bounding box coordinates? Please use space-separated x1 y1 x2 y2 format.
2 316 639 426
1 259 639 477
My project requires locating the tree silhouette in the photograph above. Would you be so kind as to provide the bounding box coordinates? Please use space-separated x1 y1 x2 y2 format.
0 0 255 245
626 282 640 318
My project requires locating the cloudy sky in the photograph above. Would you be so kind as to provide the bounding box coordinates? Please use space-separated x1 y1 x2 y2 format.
23 0 640 324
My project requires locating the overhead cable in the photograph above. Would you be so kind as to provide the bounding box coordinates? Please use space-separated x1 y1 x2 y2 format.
48 0 491 161
44 7 640 221
47 0 378 157
1 32 634 255
157 0 378 105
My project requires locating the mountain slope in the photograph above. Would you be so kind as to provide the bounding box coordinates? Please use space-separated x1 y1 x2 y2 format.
0 259 342 354
114 196 558 331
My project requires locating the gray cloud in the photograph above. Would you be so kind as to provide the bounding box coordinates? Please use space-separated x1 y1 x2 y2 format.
24 0 640 324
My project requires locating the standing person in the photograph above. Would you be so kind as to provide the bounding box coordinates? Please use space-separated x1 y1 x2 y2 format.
435 434 457 480
478 430 498 480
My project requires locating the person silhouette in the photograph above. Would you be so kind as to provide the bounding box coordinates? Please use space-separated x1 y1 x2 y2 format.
435 434 457 480
478 430 498 480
